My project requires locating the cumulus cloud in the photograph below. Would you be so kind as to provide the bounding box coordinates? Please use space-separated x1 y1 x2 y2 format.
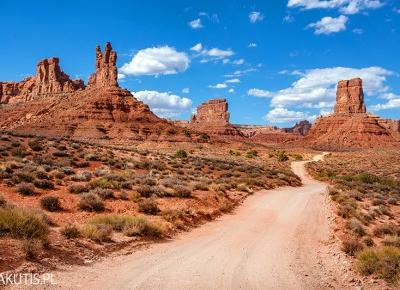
249 11 264 23
247 88 274 98
270 66 393 109
191 43 235 63
288 0 383 14
265 107 316 123
188 18 203 29
133 90 192 118
209 83 228 89
120 46 189 76
228 88 235 93
370 93 400 111
307 15 348 34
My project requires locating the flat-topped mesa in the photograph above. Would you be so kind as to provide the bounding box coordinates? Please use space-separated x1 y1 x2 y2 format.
88 42 118 88
334 78 366 114
191 99 230 126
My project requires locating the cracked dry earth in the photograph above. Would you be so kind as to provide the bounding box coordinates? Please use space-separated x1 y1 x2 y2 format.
10 154 383 290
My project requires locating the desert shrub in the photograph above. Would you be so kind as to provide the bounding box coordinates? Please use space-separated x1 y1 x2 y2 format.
143 178 157 186
123 216 165 237
356 246 400 283
82 223 112 243
175 150 188 158
374 224 400 237
137 185 156 198
383 236 400 248
342 239 364 256
33 179 55 189
0 206 49 241
90 177 121 190
71 171 92 182
17 183 36 196
53 150 69 157
119 191 128 200
40 196 61 212
36 170 51 180
292 154 303 161
194 182 209 191
357 173 379 184
28 140 44 152
138 198 160 215
338 204 356 219
61 167 75 175
388 197 398 205
275 151 289 162
173 186 192 198
0 194 5 207
72 160 90 168
68 184 89 194
78 193 105 212
61 223 81 239
347 218 366 236
245 150 258 159
363 236 375 247
22 239 42 260
90 188 114 200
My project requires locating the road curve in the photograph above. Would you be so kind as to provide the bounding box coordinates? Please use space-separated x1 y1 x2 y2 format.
22 154 357 290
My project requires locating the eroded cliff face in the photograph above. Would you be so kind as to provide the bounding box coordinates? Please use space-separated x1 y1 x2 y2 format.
189 99 242 136
305 78 399 149
0 58 84 105
334 78 366 114
0 43 181 141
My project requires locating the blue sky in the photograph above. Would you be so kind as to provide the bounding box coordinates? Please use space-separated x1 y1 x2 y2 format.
1 0 399 126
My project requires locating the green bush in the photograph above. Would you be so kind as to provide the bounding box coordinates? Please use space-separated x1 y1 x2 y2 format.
275 151 289 162
40 196 61 212
175 150 188 158
356 246 400 283
245 150 258 159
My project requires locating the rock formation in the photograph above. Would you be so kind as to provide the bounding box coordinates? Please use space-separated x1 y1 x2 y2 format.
334 78 366 114
88 43 118 88
305 78 400 149
0 43 180 141
189 99 242 136
284 120 311 136
0 58 84 105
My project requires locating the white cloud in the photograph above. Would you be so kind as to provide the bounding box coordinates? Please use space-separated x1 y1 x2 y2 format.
190 43 203 52
249 11 264 23
307 15 348 35
225 68 258 77
133 90 192 118
226 78 241 83
232 59 245 65
182 87 190 93
270 66 393 109
288 0 383 15
370 93 400 111
352 28 364 34
209 83 228 89
120 46 189 76
283 15 295 22
188 18 203 29
192 44 235 63
248 43 257 48
265 107 316 123
228 88 235 93
248 88 274 98
117 73 126 80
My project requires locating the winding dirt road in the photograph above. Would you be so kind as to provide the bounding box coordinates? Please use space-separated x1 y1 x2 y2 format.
23 154 361 289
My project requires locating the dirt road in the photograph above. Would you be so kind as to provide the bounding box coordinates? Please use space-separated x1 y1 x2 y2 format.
20 154 360 289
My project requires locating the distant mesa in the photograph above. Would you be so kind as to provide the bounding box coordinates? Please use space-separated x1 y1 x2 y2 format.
305 78 400 149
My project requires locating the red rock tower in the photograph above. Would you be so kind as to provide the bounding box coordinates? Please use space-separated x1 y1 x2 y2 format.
190 99 230 126
88 42 118 88
334 78 366 114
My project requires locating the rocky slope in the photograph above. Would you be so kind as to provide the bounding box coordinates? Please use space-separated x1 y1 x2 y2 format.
0 43 180 141
305 78 400 150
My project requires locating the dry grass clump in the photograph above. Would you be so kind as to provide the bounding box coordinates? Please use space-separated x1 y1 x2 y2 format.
40 196 61 212
61 223 81 239
138 198 160 215
17 183 36 196
78 192 105 212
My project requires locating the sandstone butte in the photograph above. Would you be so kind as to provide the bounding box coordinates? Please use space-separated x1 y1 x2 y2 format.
304 78 400 150
0 43 179 141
